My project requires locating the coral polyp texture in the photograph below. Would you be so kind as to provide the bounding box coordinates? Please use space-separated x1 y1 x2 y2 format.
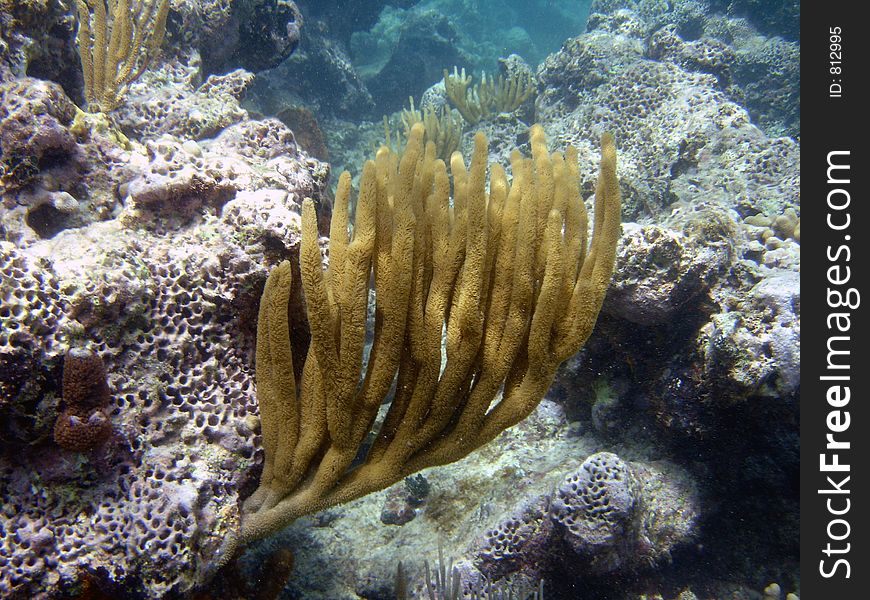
113 65 256 142
53 348 114 452
1 0 800 596
551 452 638 554
475 452 698 581
0 231 255 596
0 66 329 597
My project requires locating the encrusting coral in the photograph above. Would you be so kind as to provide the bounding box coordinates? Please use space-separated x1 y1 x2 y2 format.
224 122 621 557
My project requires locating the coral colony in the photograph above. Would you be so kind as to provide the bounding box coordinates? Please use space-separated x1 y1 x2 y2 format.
1 0 799 598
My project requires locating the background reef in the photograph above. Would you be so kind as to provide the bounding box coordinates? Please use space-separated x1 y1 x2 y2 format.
1 0 798 598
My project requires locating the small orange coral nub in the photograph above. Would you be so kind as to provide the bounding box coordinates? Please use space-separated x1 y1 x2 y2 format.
54 348 113 452
54 408 112 452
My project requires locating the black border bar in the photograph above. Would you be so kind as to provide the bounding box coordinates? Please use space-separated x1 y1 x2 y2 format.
801 3 869 595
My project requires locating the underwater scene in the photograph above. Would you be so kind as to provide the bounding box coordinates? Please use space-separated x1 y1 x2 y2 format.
0 0 800 599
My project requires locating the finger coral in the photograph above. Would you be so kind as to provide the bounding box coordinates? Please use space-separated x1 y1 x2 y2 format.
226 122 621 557
443 66 536 125
74 0 170 112
53 347 113 452
388 96 464 162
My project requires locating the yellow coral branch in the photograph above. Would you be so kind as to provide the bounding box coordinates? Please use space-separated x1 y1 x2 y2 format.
443 66 537 125
230 123 621 558
73 0 169 112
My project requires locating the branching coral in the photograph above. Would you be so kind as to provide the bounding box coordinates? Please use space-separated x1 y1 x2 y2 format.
384 97 464 162
74 0 170 112
228 122 621 556
443 66 536 125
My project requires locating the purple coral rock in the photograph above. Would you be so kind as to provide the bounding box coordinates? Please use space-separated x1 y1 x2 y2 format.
474 451 698 582
476 497 554 581
551 452 637 555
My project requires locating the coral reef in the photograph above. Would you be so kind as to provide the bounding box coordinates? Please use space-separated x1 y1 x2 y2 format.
539 58 753 219
0 0 81 86
115 62 255 142
121 117 327 230
475 452 698 580
0 201 306 596
1 0 800 596
537 14 798 220
586 0 799 137
0 50 329 597
606 211 738 327
0 78 117 241
0 78 80 194
1 223 265 596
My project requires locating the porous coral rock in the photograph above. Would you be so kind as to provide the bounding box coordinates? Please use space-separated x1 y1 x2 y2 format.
121 118 327 230
537 6 798 222
474 496 554 581
475 451 698 580
0 215 285 596
0 0 79 85
703 270 800 397
667 126 799 220
606 212 737 326
114 61 255 142
0 105 328 596
648 24 736 88
0 80 142 243
536 27 644 106
729 33 799 138
552 452 638 556
588 0 800 138
539 57 751 219
0 78 80 206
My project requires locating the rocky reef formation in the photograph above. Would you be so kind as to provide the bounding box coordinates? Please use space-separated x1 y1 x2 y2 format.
0 59 329 596
1 0 798 597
